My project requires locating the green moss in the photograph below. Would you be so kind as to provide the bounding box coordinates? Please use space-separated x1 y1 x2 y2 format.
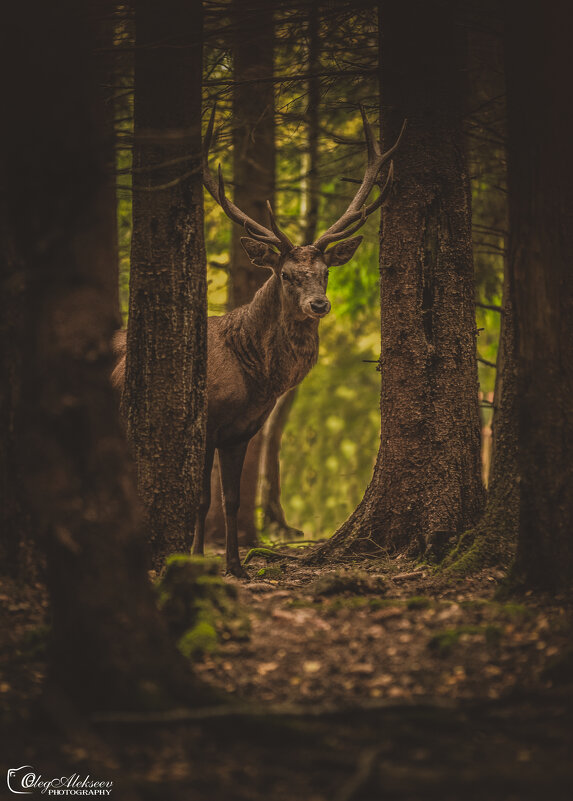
178 622 218 659
406 596 432 610
243 547 285 565
326 596 370 612
312 569 386 597
164 552 222 577
498 602 530 620
156 554 250 660
459 599 532 620
256 565 283 580
429 624 503 656
324 596 399 614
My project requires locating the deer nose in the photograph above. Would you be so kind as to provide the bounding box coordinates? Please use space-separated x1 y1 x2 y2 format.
310 298 331 315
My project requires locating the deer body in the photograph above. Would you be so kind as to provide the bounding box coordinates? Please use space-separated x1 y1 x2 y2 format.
116 107 404 576
194 247 334 576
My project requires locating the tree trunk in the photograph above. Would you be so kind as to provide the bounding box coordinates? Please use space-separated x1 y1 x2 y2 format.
1 0 205 712
260 389 301 539
259 1 321 540
0 196 33 576
317 0 484 560
206 0 275 547
505 0 573 591
444 267 519 573
124 0 207 567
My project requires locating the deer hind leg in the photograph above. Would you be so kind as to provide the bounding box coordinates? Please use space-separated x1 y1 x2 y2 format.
192 441 215 556
218 440 250 578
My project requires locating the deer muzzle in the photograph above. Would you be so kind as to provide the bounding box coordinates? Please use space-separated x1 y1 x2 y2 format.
308 298 331 318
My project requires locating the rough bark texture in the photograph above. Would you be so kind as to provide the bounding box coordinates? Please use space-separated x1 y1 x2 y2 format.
505 0 573 591
317 0 484 560
205 0 275 547
444 268 519 573
1 0 205 711
125 0 207 567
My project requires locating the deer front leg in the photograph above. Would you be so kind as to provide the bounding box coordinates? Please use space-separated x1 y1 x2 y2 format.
218 440 250 578
192 441 215 556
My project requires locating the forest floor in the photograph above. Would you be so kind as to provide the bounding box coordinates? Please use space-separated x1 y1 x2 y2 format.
1 547 572 800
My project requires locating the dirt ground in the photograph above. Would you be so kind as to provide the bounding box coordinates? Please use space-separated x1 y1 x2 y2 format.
1 548 572 800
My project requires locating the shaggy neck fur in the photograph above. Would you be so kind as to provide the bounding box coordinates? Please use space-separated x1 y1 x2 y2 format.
220 273 320 399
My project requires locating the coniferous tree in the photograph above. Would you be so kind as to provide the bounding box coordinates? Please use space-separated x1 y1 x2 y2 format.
206 0 276 547
124 0 207 566
1 0 204 710
318 0 485 559
259 0 321 539
505 0 573 590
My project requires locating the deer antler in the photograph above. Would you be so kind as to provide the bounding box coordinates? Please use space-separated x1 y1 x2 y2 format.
202 105 294 253
313 108 406 251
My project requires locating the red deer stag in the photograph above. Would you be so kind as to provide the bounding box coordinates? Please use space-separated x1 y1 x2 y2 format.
114 107 405 577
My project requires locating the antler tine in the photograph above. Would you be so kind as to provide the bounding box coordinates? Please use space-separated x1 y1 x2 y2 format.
379 118 407 166
319 162 395 251
204 104 217 162
360 104 381 164
313 111 406 251
266 200 294 252
202 106 284 248
244 221 278 247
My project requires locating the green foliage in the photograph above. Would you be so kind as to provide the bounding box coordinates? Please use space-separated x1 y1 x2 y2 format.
281 311 381 538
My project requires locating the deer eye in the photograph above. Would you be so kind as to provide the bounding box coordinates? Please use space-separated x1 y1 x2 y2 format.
281 271 290 281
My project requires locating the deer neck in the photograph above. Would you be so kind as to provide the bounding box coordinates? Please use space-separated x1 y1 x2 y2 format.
225 274 319 398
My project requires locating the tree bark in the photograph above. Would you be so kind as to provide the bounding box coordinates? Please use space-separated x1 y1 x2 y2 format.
125 0 207 567
316 0 484 560
259 1 321 540
0 195 33 576
505 0 573 591
1 0 206 711
206 0 275 547
444 267 519 573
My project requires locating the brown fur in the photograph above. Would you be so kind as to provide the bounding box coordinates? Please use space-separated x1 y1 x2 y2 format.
113 237 362 575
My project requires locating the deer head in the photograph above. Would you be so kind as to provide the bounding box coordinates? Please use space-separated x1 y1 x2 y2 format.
203 106 406 321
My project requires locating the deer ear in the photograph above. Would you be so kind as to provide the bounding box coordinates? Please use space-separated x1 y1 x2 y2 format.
240 237 281 269
324 236 363 267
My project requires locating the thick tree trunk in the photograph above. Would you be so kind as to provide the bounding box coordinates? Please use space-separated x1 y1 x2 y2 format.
125 0 207 567
317 0 484 560
206 0 275 547
505 0 573 591
0 201 33 576
444 268 519 573
1 0 205 711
